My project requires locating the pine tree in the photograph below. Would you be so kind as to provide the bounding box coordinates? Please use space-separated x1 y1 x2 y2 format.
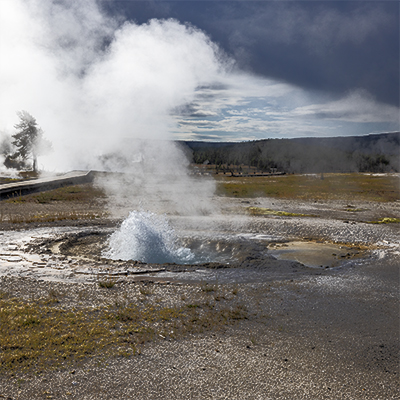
11 111 51 171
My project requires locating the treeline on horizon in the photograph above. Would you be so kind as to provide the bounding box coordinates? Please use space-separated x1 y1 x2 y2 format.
181 132 400 174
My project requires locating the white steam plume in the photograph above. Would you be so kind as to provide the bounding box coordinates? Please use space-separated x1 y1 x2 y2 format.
0 0 227 215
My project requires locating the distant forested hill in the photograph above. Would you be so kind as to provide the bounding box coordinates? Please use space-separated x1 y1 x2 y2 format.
180 132 400 173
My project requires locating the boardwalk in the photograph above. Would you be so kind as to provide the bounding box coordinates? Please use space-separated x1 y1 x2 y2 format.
0 170 93 199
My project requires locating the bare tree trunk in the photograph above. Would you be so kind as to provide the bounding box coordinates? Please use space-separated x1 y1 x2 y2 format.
32 156 37 172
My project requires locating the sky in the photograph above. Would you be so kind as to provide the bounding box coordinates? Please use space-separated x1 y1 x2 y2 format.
0 0 399 165
103 0 400 141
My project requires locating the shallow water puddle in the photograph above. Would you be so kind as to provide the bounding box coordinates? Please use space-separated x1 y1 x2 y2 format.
268 241 366 268
0 255 24 262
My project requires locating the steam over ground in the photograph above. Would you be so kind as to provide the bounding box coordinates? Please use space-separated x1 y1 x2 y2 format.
3 1 397 217
0 0 229 214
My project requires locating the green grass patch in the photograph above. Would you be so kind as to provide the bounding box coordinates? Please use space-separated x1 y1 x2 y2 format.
0 177 22 184
0 291 247 374
247 206 315 217
366 217 400 224
215 173 400 202
0 172 39 184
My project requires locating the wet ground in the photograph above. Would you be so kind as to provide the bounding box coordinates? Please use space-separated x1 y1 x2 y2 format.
0 216 380 285
0 194 398 287
0 195 399 399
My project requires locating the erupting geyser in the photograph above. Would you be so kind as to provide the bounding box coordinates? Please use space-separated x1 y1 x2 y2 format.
103 211 196 264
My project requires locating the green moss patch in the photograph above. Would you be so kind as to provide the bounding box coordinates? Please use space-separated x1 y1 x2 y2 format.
367 217 400 224
247 207 315 218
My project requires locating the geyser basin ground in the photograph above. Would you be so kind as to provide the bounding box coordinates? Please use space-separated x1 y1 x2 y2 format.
0 192 398 285
0 183 398 399
0 217 383 285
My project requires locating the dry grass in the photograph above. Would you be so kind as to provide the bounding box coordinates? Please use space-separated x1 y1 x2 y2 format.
0 211 108 224
0 171 39 185
0 284 248 375
0 177 21 185
0 184 107 224
97 277 117 289
216 173 400 202
5 185 106 204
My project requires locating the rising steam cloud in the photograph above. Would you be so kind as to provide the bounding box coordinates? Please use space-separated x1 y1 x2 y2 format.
0 0 226 168
0 0 228 215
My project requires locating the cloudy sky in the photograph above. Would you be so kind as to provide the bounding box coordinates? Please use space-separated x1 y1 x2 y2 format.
0 0 399 159
104 0 399 141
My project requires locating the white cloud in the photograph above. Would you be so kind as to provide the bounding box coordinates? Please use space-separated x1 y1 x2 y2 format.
178 119 217 127
292 90 399 123
191 110 219 117
173 85 399 140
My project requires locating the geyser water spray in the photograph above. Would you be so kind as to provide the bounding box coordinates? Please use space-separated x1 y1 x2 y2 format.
103 211 195 264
